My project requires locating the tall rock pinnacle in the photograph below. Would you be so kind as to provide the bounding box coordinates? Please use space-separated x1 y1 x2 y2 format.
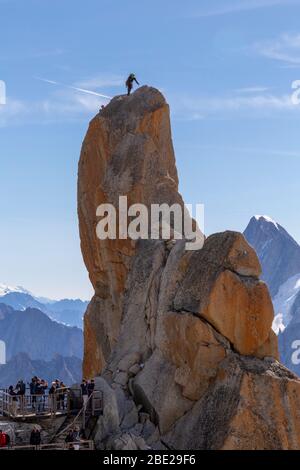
78 86 190 378
78 86 300 450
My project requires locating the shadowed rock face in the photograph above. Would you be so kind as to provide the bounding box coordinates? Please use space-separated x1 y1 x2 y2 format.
78 86 300 450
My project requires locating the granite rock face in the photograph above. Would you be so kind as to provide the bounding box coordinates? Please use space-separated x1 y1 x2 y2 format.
78 86 192 378
78 86 300 450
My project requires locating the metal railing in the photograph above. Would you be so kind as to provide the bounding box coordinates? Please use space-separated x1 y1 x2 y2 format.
0 388 70 418
0 387 103 429
55 390 103 439
0 440 94 451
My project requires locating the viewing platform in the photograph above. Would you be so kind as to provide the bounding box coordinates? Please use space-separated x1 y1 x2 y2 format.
0 388 103 422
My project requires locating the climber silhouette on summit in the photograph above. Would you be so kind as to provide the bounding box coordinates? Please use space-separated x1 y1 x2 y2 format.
126 73 139 96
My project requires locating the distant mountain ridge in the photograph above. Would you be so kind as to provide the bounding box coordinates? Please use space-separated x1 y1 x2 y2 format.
0 303 83 361
0 284 31 297
0 352 82 388
244 215 300 297
0 292 47 312
0 284 89 328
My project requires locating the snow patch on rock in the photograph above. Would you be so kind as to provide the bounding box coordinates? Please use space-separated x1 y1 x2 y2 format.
272 273 300 333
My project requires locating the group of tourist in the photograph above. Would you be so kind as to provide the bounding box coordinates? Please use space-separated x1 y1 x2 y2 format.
0 426 40 449
0 426 83 450
0 427 41 450
0 379 97 450
6 378 96 417
7 377 68 416
30 426 85 450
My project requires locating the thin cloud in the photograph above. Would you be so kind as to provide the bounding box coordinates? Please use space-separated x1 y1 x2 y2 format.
190 0 298 18
75 75 123 89
170 89 299 121
234 86 270 94
0 99 28 127
193 144 300 158
0 49 65 61
256 33 300 64
179 93 295 112
0 86 108 127
35 77 112 100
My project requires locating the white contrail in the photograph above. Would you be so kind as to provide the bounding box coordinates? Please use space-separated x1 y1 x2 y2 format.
35 77 112 100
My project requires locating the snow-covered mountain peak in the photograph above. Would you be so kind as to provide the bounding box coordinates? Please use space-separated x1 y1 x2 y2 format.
254 215 279 230
0 284 31 297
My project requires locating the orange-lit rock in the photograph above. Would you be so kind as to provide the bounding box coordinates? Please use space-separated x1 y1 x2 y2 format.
159 312 226 401
78 87 189 376
201 270 274 355
78 86 300 450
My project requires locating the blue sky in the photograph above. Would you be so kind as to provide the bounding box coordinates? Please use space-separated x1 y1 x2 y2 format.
1 0 300 299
